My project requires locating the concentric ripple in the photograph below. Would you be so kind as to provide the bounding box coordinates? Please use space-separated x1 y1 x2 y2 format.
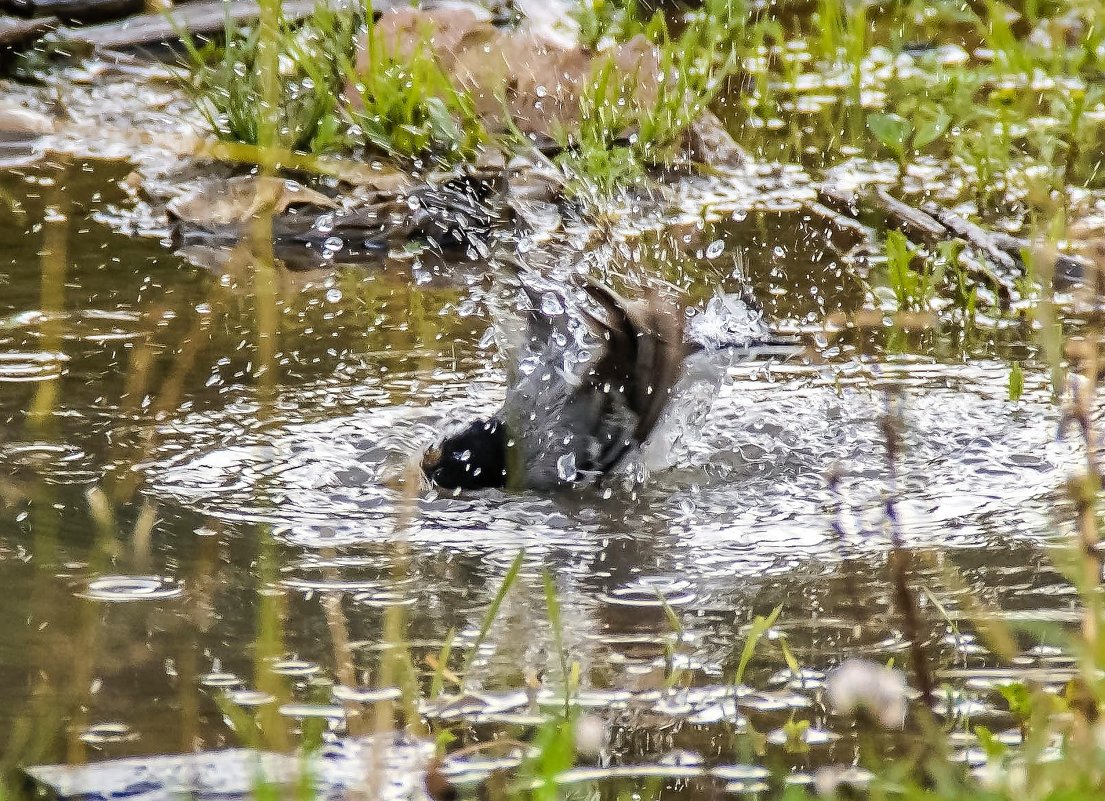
143 359 1078 572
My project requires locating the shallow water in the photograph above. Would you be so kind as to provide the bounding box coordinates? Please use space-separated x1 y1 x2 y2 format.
0 80 1093 799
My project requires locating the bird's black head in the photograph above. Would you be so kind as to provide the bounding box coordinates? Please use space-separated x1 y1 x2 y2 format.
421 417 509 490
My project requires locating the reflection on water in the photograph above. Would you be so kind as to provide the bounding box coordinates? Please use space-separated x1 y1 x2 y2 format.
0 157 1086 794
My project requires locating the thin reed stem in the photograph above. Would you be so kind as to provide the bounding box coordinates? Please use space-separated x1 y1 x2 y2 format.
881 390 936 708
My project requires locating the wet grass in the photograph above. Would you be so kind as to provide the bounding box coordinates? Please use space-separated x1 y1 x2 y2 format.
342 25 484 164
733 0 1105 220
177 0 744 186
178 4 353 153
173 0 1105 233
178 2 482 163
556 0 743 198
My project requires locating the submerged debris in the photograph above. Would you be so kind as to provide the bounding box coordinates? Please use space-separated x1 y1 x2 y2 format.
165 175 339 228
165 171 506 269
819 181 1090 302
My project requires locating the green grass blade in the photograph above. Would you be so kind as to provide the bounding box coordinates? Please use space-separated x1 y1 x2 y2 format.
429 627 455 699
734 605 782 686
459 550 525 683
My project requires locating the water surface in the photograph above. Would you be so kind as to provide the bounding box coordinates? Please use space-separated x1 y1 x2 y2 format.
0 100 1087 798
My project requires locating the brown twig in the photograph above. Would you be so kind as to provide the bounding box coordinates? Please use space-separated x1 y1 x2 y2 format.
872 188 946 242
920 201 1020 276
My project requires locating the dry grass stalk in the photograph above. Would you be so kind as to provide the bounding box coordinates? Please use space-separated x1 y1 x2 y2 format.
880 390 936 708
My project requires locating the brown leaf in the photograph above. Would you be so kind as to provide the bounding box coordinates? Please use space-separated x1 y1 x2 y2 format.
166 176 337 226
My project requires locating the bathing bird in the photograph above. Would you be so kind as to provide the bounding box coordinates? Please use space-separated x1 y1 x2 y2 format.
421 266 796 491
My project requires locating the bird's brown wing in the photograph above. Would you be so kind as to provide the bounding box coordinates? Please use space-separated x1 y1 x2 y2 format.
580 279 686 446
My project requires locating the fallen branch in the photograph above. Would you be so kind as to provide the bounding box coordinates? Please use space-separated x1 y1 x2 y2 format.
3 0 138 24
816 183 1090 301
0 13 56 49
803 199 877 243
55 0 376 50
872 188 945 242
920 201 1019 275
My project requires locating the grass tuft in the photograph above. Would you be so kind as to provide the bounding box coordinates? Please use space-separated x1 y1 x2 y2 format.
178 4 354 154
342 22 484 164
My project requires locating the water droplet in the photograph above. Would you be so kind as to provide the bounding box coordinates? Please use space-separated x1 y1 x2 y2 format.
323 236 344 253
471 238 491 259
270 659 320 677
557 452 577 481
314 214 335 234
541 292 564 315
706 239 725 259
332 686 403 703
326 288 343 303
279 703 347 720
